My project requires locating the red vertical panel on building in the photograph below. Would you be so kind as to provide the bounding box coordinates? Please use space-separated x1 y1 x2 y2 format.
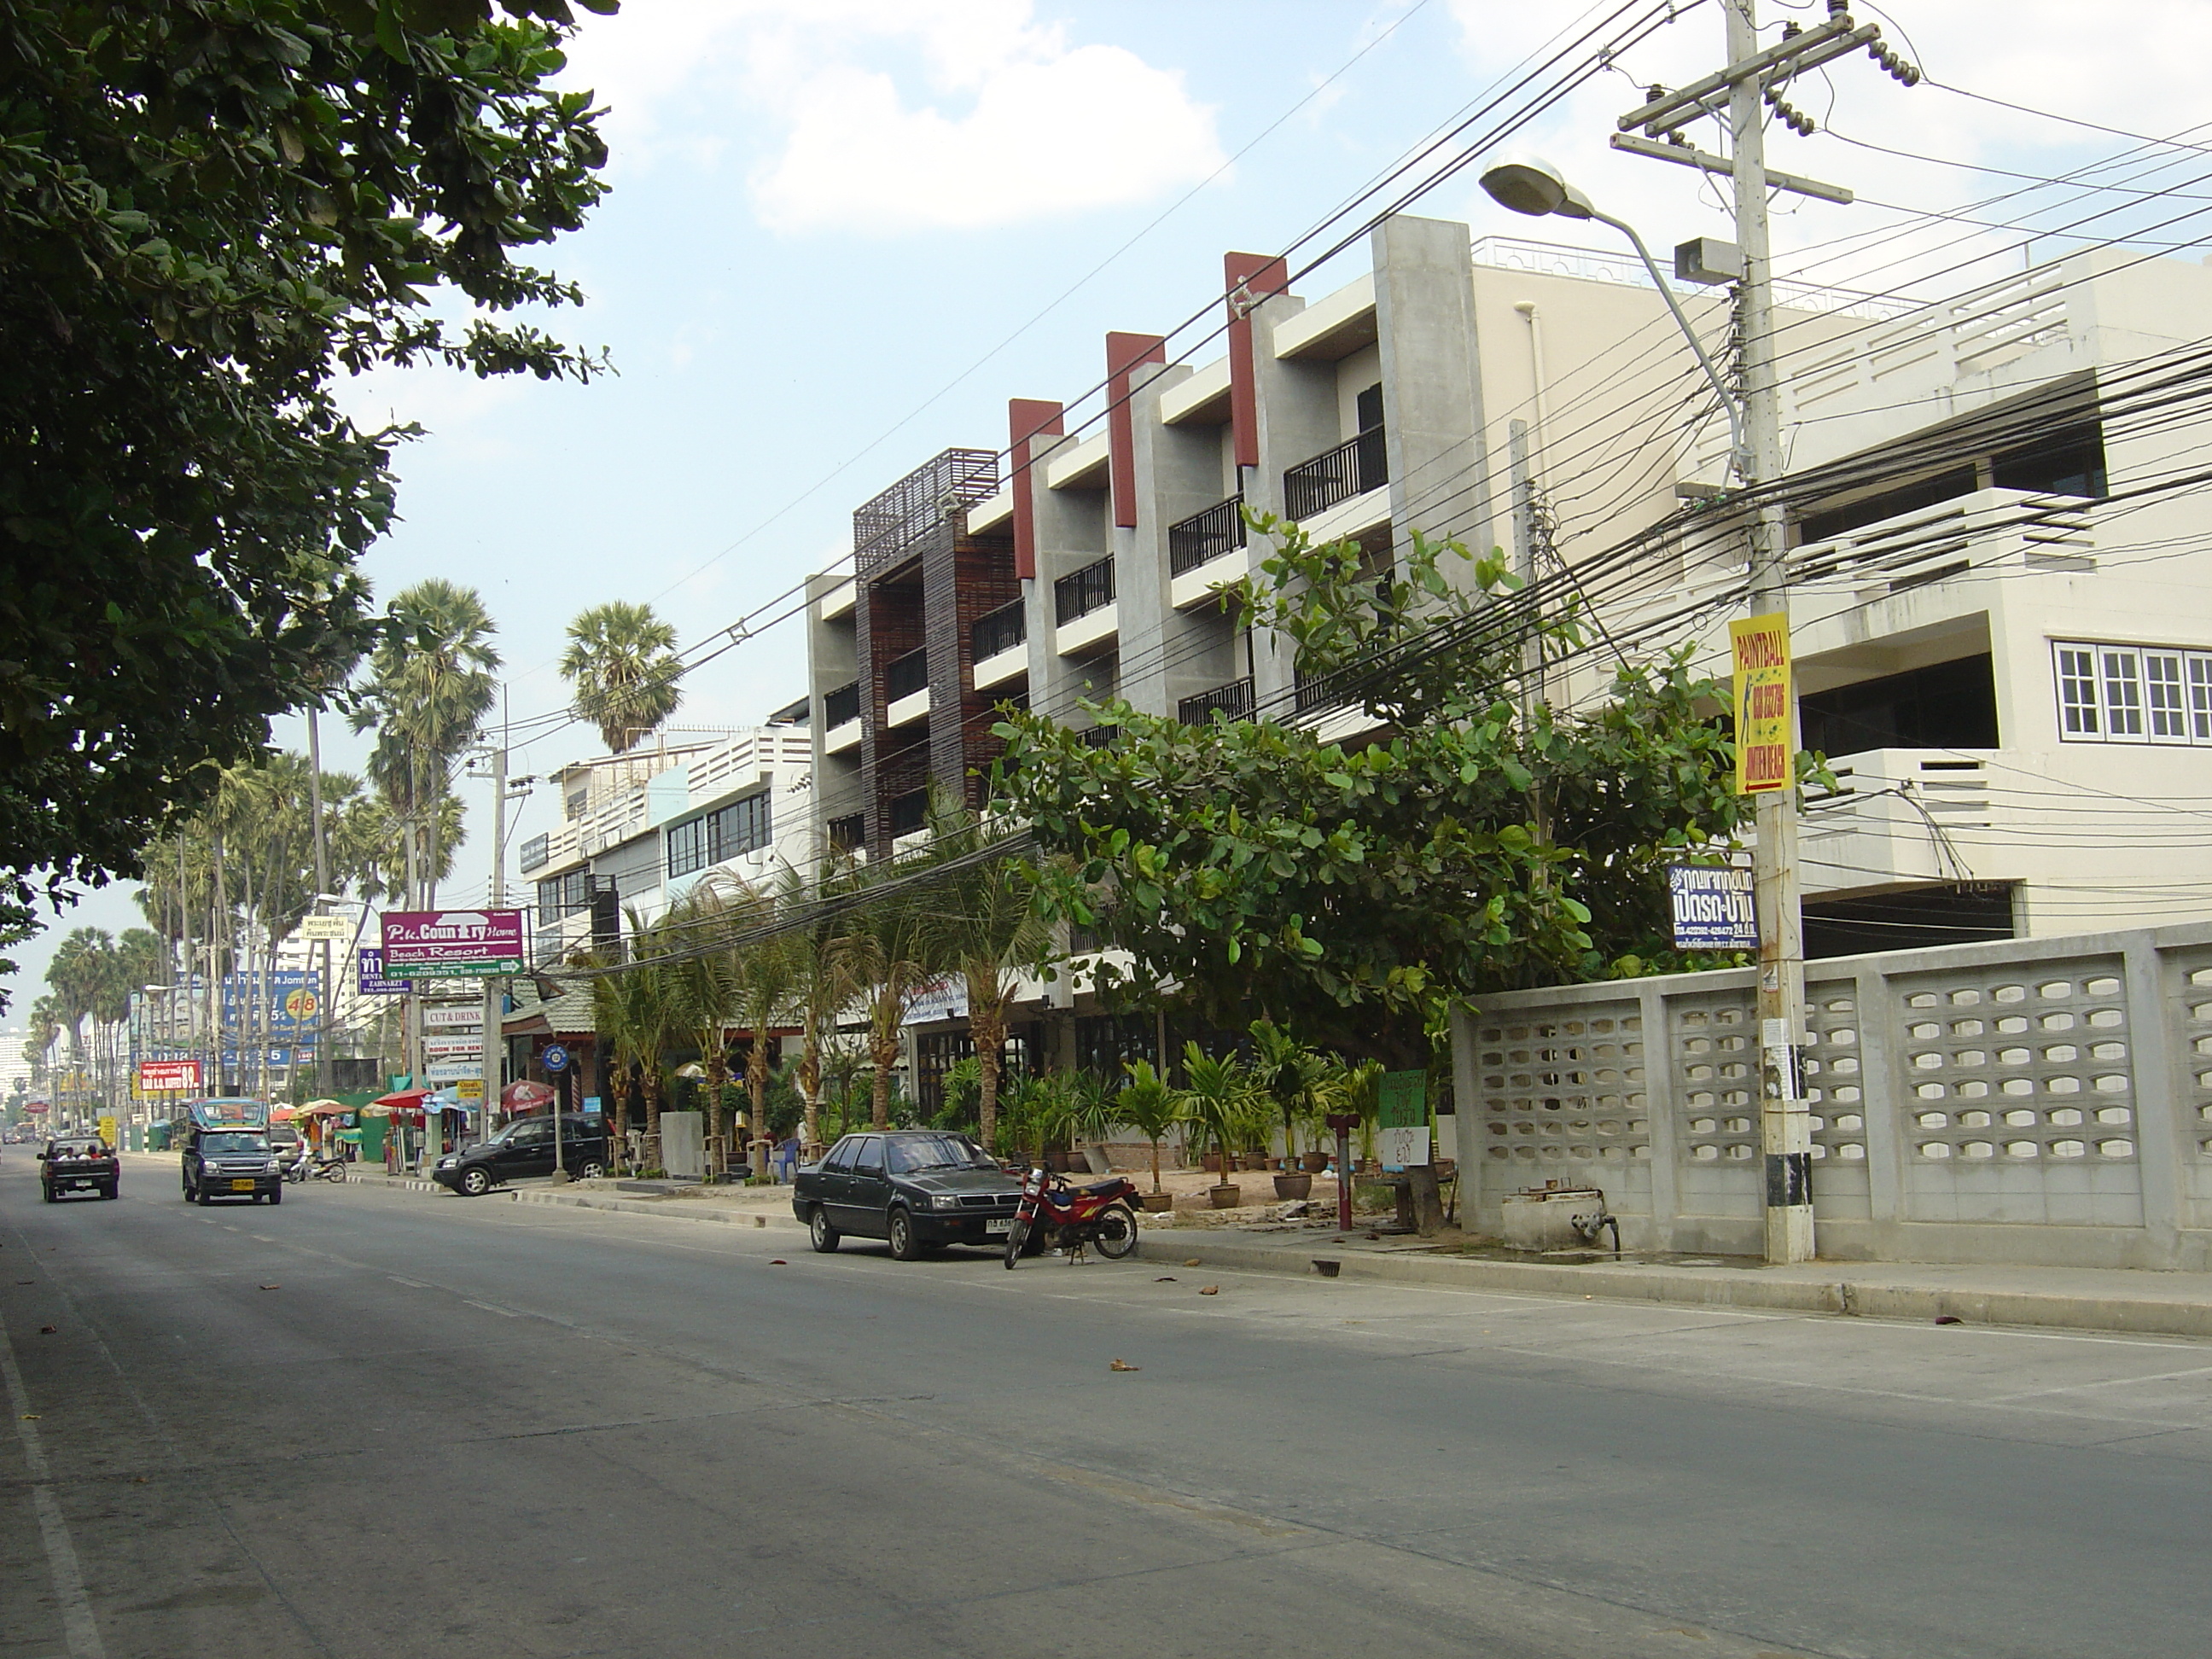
1008 398 1064 580
1223 253 1290 472
1104 331 1166 529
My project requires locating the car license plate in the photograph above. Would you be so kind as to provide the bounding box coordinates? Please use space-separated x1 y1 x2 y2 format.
230 1179 257 1191
985 1218 1012 1235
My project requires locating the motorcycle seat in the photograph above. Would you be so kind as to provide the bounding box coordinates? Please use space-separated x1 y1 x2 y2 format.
1075 1179 1126 1196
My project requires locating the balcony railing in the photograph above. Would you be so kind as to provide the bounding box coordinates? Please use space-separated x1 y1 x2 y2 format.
1168 494 1246 575
885 648 929 702
1054 556 1115 626
828 812 865 852
1078 724 1119 749
824 680 861 728
1179 677 1255 725
1284 424 1388 521
971 599 1026 661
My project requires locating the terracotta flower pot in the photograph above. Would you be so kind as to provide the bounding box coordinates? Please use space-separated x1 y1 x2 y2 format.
1208 1184 1243 1209
1201 1152 1224 1174
1300 1152 1329 1173
1273 1173 1313 1200
1139 1191 1175 1213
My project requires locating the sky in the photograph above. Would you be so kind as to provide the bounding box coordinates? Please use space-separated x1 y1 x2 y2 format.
11 0 2212 1020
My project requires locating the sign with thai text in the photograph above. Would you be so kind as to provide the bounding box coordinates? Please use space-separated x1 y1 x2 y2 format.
381 910 526 978
358 948 410 996
295 914 354 942
137 1058 202 1093
1377 1070 1429 1172
1730 612 1792 795
1668 864 1758 951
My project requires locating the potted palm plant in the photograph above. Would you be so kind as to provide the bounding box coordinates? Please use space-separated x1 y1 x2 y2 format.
1067 1070 1119 1175
1180 1042 1262 1209
1251 1020 1324 1199
1116 1061 1182 1212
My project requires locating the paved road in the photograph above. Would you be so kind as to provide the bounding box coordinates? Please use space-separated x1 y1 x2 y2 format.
4 1158 2210 1659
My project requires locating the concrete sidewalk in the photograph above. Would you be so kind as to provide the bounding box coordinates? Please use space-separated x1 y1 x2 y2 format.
308 1155 2212 1341
1140 1226 2212 1340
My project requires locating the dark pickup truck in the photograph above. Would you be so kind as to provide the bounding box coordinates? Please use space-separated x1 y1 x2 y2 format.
39 1135 119 1202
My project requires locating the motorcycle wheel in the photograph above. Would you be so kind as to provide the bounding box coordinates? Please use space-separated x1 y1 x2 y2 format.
1093 1202 1138 1260
1002 1215 1027 1270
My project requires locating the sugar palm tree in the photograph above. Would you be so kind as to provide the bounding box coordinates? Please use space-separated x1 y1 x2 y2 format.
561 600 681 754
351 579 500 907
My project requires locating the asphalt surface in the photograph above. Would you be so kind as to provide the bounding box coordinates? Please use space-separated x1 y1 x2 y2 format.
4 1157 2211 1659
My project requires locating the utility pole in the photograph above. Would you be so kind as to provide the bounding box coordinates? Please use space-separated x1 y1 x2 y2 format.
480 738 507 1152
1611 0 1917 1263
307 706 335 1099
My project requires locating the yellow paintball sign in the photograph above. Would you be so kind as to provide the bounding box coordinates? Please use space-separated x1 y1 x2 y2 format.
1731 613 1792 795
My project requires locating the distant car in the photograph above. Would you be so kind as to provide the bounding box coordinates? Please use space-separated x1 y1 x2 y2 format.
792 1131 1024 1259
39 1135 119 1202
434 1115 610 1196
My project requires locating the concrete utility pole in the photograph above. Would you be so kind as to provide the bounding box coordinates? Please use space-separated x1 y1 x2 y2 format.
480 738 506 1150
1611 0 1915 1261
307 706 335 1099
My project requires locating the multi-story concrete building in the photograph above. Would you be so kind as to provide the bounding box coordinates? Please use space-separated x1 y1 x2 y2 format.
518 718 815 964
810 214 2212 974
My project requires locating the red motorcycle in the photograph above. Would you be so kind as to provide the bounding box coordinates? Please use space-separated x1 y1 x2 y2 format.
1004 1167 1142 1267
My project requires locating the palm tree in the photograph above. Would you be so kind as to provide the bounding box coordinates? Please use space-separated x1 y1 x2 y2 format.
561 600 682 754
351 579 500 907
590 912 685 1172
725 888 802 1175
923 805 1053 1155
1179 1042 1266 1197
665 876 747 1174
837 856 946 1130
779 863 859 1155
1115 1060 1183 1197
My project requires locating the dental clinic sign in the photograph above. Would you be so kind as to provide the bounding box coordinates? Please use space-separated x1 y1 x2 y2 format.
380 910 526 979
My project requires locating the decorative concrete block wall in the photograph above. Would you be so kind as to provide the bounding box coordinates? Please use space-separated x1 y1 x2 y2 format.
1450 922 2212 1269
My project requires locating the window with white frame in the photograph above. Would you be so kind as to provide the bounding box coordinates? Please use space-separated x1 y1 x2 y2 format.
2054 639 2212 744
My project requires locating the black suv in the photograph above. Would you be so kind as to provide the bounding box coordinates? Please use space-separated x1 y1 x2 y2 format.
792 1131 1023 1259
181 1124 282 1205
434 1115 609 1195
39 1135 118 1202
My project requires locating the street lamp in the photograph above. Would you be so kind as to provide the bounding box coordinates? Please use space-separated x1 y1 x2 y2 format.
1479 157 1745 477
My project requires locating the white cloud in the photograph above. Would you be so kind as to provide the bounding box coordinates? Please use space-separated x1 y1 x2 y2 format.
559 1 1225 235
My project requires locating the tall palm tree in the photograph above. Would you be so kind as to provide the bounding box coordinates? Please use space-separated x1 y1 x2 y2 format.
351 579 500 907
561 600 682 754
923 806 1053 1154
725 887 803 1170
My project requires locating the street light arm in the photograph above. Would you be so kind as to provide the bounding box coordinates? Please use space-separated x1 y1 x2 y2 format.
1585 206 1747 481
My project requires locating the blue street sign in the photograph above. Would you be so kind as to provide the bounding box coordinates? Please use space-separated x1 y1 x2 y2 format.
541 1043 570 1074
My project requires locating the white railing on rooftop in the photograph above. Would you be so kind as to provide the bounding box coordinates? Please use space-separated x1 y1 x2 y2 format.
1470 236 1916 322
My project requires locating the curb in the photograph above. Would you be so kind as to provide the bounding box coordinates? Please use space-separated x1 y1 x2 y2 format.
342 1168 800 1231
1136 1237 2212 1342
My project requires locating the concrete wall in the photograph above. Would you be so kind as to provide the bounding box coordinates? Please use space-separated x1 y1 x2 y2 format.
1452 921 2212 1269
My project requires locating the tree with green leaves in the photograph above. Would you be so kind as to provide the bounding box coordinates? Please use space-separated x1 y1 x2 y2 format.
995 520 1760 1069
562 601 683 754
589 911 683 1173
1114 1060 1183 1197
351 579 501 907
836 856 949 1131
0 0 615 996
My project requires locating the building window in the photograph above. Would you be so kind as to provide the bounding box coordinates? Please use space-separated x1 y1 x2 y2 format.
2054 639 2212 744
2055 646 2100 737
536 870 590 921
2145 653 2186 740
667 790 773 880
